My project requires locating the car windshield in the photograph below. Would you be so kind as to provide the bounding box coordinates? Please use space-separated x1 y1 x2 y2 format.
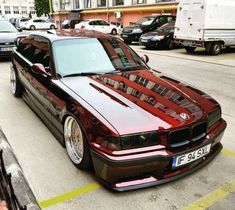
0 20 18 33
52 38 148 77
155 22 175 33
136 17 155 26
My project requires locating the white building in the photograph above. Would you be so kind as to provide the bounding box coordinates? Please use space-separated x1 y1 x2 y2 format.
0 0 36 18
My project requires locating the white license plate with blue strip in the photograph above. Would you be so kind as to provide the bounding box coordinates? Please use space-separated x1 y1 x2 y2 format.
172 144 211 168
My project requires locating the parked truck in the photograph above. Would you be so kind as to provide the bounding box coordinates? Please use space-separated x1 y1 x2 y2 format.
174 0 235 55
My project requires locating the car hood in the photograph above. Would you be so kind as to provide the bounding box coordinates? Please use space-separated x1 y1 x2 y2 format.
0 32 19 43
142 31 168 37
61 70 219 135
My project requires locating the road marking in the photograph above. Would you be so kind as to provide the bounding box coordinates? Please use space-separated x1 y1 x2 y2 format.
222 148 235 158
39 182 100 209
182 179 235 210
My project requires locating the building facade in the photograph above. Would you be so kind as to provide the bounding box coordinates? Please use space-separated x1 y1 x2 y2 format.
52 0 179 28
0 0 36 19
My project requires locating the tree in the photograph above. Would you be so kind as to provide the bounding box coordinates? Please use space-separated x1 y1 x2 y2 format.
34 0 50 17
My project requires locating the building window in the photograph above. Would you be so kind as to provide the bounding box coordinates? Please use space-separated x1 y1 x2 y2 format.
21 6 27 15
132 0 146 4
85 0 91 8
74 0 79 8
29 7 36 14
4 6 11 14
113 0 124 6
97 0 106 7
13 6 19 14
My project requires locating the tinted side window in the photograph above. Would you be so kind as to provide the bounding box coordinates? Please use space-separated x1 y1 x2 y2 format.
98 20 109 26
167 16 175 22
89 21 95 25
18 36 50 69
18 37 36 63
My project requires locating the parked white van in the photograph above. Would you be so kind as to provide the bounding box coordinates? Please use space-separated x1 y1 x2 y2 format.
174 0 235 55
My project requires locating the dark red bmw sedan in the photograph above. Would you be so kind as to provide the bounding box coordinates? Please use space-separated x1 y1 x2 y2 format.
10 30 226 191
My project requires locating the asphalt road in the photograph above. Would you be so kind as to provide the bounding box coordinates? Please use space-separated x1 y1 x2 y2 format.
0 47 235 210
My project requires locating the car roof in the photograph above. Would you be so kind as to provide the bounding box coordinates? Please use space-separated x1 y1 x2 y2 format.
29 29 115 42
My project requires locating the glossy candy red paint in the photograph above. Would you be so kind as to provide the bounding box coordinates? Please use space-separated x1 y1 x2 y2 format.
11 30 227 191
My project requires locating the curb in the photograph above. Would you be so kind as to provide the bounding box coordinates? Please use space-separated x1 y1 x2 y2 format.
0 127 40 210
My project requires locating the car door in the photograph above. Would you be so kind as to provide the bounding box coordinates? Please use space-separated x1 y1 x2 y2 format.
88 20 98 31
15 35 52 121
97 20 111 33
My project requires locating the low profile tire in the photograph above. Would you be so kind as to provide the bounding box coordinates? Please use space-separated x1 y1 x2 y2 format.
64 116 92 170
30 25 36 30
210 42 222 55
165 38 174 50
10 68 23 97
185 46 196 53
50 25 56 29
111 29 117 35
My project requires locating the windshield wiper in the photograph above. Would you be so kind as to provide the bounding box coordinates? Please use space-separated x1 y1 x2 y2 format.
63 72 104 78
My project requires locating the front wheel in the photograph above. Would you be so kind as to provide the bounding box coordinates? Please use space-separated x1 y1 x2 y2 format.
64 116 92 170
10 68 23 97
30 25 36 30
185 46 196 53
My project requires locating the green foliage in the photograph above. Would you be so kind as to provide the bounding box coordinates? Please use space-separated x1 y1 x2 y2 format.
34 0 50 16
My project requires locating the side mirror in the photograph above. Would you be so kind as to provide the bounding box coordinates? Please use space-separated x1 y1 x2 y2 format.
141 55 149 64
14 35 27 47
32 63 50 77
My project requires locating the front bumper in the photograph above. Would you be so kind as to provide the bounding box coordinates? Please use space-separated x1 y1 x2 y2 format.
0 45 14 57
91 119 226 191
121 33 142 42
140 39 165 48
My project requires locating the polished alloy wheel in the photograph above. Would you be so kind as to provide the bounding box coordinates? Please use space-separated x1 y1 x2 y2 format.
10 68 16 95
64 116 84 164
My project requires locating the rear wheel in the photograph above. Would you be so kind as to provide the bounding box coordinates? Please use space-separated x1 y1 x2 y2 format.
185 46 196 53
10 68 23 97
210 42 222 55
64 116 92 170
50 25 56 29
111 29 117 35
165 38 174 50
30 25 36 30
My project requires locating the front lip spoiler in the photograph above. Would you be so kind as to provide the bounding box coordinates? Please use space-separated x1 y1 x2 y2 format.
97 143 223 192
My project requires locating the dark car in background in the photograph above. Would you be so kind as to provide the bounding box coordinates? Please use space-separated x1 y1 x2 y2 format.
140 21 177 50
11 29 226 191
0 20 21 58
121 15 175 44
61 19 81 29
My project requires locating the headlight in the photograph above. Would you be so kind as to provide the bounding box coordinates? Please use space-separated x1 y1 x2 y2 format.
105 132 159 151
132 29 143 33
207 108 221 127
151 36 165 41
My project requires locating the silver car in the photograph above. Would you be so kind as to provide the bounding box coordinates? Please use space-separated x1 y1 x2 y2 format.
0 20 21 58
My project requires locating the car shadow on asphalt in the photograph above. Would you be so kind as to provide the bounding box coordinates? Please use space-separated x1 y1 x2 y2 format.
0 57 11 62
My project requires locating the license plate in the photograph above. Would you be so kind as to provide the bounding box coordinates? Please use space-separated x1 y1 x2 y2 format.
122 34 128 38
0 47 13 52
141 39 148 43
183 41 192 46
172 144 211 168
